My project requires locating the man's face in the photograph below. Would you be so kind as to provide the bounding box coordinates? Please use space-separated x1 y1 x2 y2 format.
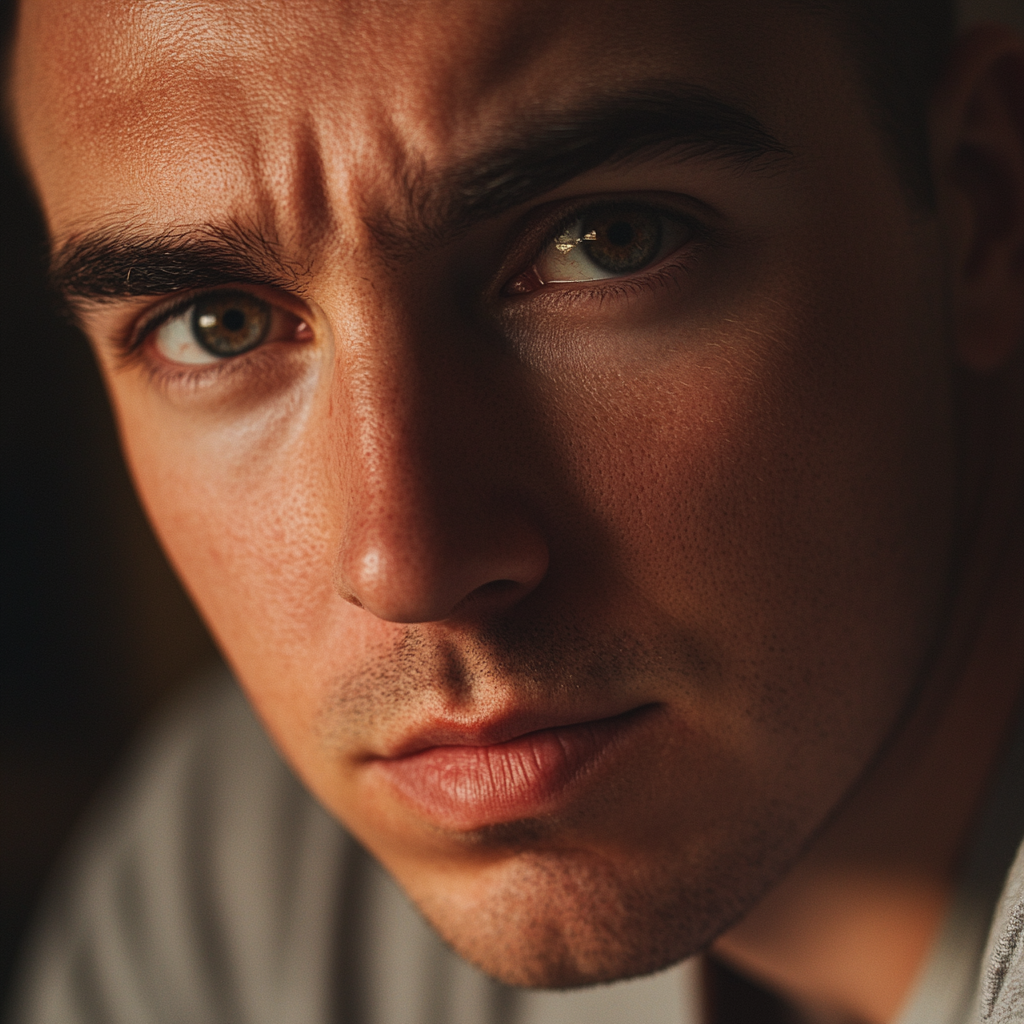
15 0 959 986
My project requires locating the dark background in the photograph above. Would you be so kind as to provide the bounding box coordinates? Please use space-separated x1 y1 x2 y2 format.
0 5 218 1000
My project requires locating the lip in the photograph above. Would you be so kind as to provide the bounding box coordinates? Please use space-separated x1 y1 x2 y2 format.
367 705 656 831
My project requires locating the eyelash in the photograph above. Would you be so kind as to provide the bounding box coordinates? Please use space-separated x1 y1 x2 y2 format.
115 197 707 387
102 286 307 402
122 288 233 360
118 285 285 371
127 333 256 394
503 197 707 302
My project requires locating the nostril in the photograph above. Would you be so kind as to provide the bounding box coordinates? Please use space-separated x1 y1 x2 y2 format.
451 578 526 618
477 579 519 595
335 517 549 624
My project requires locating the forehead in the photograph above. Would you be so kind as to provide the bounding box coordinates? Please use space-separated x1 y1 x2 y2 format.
13 0 858 240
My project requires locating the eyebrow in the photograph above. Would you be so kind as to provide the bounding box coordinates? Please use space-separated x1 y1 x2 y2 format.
51 84 789 306
440 85 790 228
51 221 308 314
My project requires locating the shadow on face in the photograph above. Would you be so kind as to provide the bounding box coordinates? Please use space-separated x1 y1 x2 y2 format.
8 0 976 988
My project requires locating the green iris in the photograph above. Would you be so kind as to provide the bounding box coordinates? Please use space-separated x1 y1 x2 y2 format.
191 292 271 357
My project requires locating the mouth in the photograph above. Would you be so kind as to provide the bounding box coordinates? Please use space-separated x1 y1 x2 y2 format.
366 704 659 832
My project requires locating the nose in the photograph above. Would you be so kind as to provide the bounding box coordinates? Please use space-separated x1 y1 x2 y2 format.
331 320 549 624
339 512 549 623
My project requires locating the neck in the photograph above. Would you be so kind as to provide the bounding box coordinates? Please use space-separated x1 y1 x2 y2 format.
712 360 1024 1024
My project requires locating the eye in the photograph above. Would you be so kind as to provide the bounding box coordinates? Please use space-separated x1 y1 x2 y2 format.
149 290 308 365
507 202 694 293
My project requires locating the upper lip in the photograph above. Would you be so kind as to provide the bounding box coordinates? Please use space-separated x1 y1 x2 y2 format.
374 703 653 761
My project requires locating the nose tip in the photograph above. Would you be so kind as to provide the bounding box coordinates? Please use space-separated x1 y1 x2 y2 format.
337 523 549 624
330 303 550 625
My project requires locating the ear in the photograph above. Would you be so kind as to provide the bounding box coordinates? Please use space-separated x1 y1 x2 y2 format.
931 26 1024 372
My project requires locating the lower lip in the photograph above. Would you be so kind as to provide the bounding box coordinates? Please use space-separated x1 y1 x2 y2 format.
370 709 650 831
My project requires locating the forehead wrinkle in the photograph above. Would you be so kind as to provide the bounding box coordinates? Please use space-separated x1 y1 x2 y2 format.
22 6 793 277
351 82 791 263
253 114 339 265
357 153 443 266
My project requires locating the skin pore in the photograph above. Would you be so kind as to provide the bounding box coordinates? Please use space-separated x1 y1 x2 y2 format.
11 1 1024 1021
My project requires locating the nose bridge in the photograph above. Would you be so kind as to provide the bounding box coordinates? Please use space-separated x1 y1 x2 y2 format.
343 325 455 566
329 291 548 623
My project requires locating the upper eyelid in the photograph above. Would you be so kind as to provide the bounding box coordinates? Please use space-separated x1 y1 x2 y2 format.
528 196 704 261
125 284 294 355
507 196 705 291
129 292 206 351
111 200 704 347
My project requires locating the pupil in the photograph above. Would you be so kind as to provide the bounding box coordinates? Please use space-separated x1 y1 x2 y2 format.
606 222 634 248
222 308 246 332
191 291 271 357
579 205 662 276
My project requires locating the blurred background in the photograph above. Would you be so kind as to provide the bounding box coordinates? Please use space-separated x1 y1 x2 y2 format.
0 3 218 1001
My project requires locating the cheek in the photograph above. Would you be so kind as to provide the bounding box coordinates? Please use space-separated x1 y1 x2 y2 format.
110 374 374 755
103 242 956 836
541 282 956 746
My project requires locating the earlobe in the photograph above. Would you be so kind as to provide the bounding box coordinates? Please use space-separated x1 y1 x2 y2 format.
932 27 1024 372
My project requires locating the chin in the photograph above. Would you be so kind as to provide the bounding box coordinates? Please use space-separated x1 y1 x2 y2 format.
404 845 768 989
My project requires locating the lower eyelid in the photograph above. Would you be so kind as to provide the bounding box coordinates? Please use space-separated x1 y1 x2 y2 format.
134 325 318 406
498 253 697 324
145 296 311 368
